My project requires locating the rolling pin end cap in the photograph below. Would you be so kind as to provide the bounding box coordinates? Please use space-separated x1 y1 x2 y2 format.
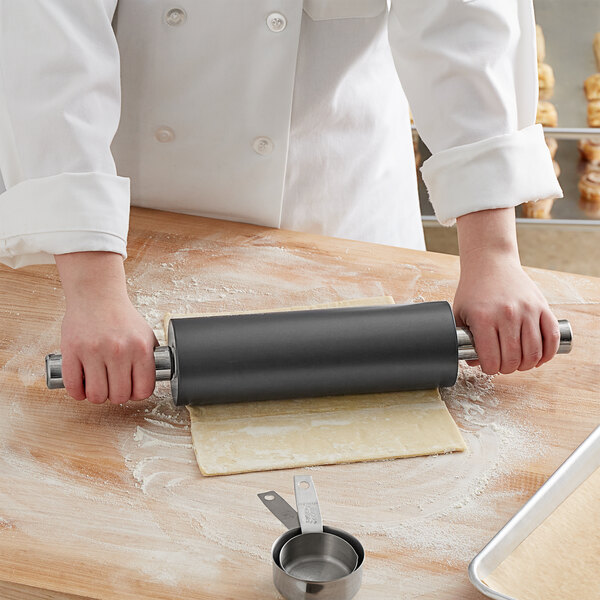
557 319 573 354
45 353 64 389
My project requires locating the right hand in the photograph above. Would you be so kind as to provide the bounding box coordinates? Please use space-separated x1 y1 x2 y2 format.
55 251 158 404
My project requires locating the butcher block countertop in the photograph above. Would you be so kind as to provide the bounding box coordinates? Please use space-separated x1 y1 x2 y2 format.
1 207 599 600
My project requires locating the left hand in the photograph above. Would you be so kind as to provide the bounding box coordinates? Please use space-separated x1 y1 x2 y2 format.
454 208 560 376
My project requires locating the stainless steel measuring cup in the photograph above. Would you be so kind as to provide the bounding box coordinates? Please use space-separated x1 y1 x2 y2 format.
258 476 364 600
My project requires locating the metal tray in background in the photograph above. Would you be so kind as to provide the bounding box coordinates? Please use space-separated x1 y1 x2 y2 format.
534 0 599 131
468 425 600 600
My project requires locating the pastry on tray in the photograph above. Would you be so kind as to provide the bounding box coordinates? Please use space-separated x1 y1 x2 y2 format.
583 160 600 175
538 63 555 92
588 100 600 127
578 138 600 163
553 160 561 178
521 197 554 219
536 24 546 64
578 171 600 203
584 73 600 101
579 197 600 217
545 136 558 159
537 100 558 127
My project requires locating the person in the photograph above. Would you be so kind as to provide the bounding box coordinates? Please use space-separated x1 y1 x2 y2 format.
0 0 562 405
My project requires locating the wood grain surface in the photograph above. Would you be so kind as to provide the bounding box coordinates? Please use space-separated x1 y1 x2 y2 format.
0 207 598 600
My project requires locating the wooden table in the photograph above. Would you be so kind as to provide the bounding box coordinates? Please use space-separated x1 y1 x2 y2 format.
1 207 598 600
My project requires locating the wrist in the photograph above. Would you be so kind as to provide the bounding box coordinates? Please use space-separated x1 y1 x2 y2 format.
55 251 129 304
456 208 520 267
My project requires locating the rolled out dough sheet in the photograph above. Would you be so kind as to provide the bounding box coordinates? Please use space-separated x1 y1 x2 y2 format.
164 296 466 476
483 465 600 600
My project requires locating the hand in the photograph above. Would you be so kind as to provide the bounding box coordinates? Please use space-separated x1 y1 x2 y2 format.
454 208 560 376
55 252 158 404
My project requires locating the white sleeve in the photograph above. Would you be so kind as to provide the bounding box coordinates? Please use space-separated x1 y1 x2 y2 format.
388 0 562 226
0 0 130 268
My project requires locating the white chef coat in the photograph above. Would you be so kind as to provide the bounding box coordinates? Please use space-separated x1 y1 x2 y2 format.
0 0 562 269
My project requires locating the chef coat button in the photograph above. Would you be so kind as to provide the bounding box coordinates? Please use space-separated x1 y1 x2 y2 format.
155 126 175 143
266 12 287 33
253 137 274 155
165 7 187 26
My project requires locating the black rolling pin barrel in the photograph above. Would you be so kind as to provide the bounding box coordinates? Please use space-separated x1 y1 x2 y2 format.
45 301 572 406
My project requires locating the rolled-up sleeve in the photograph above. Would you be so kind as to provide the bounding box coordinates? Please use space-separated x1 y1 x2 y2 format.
0 0 130 268
388 0 562 226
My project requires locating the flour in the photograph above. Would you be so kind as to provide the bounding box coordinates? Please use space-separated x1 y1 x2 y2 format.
352 364 547 566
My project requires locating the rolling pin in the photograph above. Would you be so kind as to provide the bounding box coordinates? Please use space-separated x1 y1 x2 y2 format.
45 301 572 406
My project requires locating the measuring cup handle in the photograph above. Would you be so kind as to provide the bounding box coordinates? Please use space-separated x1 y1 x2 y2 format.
294 475 323 534
257 491 300 530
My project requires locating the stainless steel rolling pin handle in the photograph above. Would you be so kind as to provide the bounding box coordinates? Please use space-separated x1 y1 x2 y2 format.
456 319 573 361
44 346 174 390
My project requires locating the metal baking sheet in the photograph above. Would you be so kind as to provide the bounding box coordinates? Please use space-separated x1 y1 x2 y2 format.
468 425 600 600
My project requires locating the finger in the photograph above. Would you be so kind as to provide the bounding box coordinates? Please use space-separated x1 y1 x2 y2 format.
518 317 543 371
106 354 133 405
61 352 86 401
470 326 502 375
82 359 109 404
498 321 522 375
538 310 560 367
131 346 157 401
466 359 480 367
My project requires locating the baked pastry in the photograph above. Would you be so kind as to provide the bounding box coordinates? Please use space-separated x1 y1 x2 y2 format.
536 24 546 64
594 32 600 72
521 198 554 219
538 63 555 92
584 73 600 101
553 160 560 178
583 160 600 175
578 138 600 163
545 136 558 159
579 197 600 217
537 101 558 127
588 100 600 127
578 171 600 202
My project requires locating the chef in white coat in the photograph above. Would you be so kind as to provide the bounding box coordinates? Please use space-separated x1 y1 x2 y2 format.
0 0 563 404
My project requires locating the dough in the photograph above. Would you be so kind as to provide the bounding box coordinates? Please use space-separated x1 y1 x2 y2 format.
164 296 466 476
483 465 600 600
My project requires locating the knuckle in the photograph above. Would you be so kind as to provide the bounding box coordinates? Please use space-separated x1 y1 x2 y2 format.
110 340 126 357
131 337 149 355
524 350 543 362
500 303 517 320
548 327 561 345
